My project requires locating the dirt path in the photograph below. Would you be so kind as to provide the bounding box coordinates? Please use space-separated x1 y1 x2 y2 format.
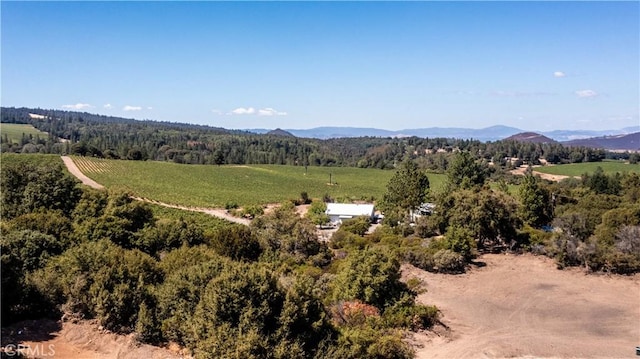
61 156 250 226
62 156 104 189
131 197 250 226
405 254 640 358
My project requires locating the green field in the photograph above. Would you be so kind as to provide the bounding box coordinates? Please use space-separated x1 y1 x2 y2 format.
71 156 446 207
534 161 639 177
0 123 48 143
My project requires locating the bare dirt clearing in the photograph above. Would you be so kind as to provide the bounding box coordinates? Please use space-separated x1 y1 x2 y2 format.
405 253 640 358
510 165 576 182
2 319 186 359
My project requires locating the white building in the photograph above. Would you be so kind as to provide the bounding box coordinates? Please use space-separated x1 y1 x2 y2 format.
325 203 375 225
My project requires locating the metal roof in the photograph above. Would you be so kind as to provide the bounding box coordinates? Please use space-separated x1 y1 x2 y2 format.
325 203 375 217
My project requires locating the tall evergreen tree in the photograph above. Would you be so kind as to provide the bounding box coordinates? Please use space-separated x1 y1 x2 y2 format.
518 172 553 227
381 160 430 216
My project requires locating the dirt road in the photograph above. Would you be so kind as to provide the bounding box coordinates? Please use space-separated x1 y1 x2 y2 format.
62 156 104 189
61 156 250 226
406 253 640 358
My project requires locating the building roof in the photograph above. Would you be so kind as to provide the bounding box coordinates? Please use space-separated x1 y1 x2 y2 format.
325 203 375 217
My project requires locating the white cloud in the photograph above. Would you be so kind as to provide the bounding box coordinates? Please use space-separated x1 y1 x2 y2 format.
62 103 92 110
490 91 553 97
147 107 153 110
553 71 566 78
230 107 256 115
227 106 288 116
258 108 288 116
211 109 223 115
103 104 113 109
575 90 598 98
123 105 142 111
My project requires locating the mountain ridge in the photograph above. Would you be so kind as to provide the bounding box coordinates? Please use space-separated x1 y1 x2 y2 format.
247 125 638 142
3 106 637 146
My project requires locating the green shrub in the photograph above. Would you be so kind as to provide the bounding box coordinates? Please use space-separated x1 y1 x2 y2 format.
381 303 440 331
340 216 371 236
206 224 261 261
332 248 413 310
330 230 369 250
432 249 466 274
30 240 162 332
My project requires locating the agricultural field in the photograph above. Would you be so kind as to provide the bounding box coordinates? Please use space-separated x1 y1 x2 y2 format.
0 123 49 143
71 156 447 208
534 160 639 177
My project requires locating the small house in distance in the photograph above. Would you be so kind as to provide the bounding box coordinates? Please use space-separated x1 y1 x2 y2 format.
325 203 375 225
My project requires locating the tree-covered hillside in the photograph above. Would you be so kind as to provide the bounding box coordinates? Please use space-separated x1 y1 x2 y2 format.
2 107 629 169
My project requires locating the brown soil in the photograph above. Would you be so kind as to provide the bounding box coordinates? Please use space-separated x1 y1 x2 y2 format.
1 319 187 359
404 253 640 358
510 165 578 182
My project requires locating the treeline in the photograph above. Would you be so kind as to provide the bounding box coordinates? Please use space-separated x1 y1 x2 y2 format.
1 157 439 358
1 107 626 170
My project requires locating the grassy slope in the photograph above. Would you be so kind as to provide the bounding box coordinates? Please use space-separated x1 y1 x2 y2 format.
71 156 446 207
534 161 639 176
0 123 48 143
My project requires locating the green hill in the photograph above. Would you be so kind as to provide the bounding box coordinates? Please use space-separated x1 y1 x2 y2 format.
1 123 49 143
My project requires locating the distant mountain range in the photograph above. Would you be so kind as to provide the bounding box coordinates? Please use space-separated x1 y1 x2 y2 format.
505 131 640 151
249 125 640 142
562 132 640 151
5 106 638 150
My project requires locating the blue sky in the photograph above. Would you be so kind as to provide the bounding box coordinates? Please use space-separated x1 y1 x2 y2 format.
2 1 638 131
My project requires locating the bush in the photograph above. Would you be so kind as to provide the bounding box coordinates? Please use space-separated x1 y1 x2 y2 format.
156 257 230 346
332 248 413 310
136 218 205 256
8 211 73 241
1 162 81 220
322 327 414 359
340 216 371 236
330 230 369 250
207 224 261 261
191 265 333 358
403 246 435 272
381 303 440 331
241 204 264 218
1 230 64 324
432 249 466 274
30 240 162 332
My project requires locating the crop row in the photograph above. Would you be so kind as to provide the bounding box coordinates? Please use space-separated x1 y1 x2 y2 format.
70 157 446 208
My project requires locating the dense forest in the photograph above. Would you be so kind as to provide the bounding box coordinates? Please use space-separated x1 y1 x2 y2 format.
2 107 630 171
